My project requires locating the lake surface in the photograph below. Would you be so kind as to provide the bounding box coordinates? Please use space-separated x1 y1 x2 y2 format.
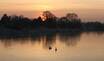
0 32 104 61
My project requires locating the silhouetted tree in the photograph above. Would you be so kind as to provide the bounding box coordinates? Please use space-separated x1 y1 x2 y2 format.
0 12 104 31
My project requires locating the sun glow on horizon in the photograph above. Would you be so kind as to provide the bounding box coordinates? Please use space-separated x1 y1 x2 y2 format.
1 0 104 12
0 0 104 20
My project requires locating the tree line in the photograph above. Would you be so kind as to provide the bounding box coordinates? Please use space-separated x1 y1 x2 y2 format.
0 11 104 31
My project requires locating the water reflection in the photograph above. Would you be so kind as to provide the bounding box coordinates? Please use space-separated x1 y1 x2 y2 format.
0 31 82 49
58 32 81 46
0 32 104 61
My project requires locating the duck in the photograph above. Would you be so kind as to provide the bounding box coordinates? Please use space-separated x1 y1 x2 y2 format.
55 48 57 52
49 46 52 50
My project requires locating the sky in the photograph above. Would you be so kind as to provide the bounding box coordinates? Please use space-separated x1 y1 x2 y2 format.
0 0 104 21
0 0 104 11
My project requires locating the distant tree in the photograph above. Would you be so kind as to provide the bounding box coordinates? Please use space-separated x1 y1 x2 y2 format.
42 11 57 21
66 13 80 21
42 11 57 28
33 16 43 28
0 14 9 24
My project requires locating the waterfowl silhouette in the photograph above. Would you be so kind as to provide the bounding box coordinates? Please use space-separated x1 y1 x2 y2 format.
49 46 52 50
55 48 57 52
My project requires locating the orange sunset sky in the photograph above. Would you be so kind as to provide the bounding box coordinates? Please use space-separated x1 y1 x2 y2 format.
0 0 104 21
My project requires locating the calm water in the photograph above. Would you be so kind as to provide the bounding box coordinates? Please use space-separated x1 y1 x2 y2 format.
0 32 104 61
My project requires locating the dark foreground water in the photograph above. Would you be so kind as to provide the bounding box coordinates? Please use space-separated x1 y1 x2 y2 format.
0 32 104 61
